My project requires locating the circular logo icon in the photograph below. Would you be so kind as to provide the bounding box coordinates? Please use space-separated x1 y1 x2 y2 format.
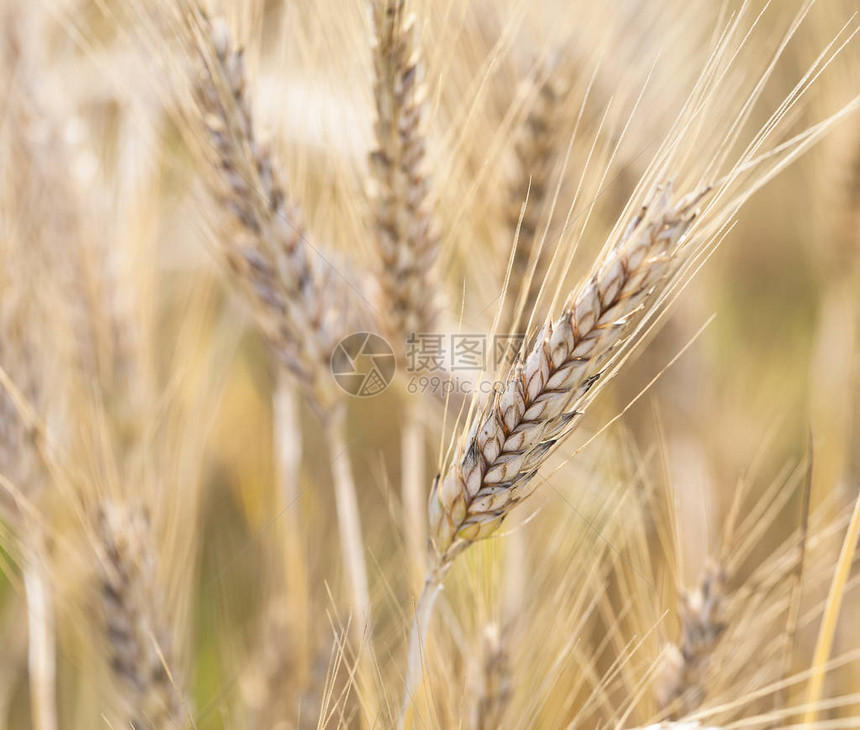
330 332 396 397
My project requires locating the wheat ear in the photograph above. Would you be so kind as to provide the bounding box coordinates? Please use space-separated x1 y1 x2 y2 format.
399 183 708 726
369 0 439 342
656 561 728 716
428 183 707 566
192 12 372 640
96 502 188 729
193 13 359 421
369 0 437 592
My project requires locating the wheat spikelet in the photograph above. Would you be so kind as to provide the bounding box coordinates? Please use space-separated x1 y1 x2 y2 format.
192 12 359 420
429 183 708 566
369 0 439 345
96 501 187 729
656 562 728 717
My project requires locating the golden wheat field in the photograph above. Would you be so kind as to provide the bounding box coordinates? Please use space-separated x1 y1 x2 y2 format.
1 0 860 728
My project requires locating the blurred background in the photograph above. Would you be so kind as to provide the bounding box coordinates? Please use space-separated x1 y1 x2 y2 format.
1 0 859 727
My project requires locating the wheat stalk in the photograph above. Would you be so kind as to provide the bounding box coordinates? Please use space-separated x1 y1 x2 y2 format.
803 486 860 724
272 372 312 669
400 408 431 599
656 561 728 717
1 215 58 730
23 537 57 730
96 501 188 729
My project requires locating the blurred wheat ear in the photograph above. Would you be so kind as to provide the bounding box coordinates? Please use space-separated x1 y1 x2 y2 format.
369 0 440 344
368 0 441 595
502 67 566 338
193 12 353 419
656 561 728 717
189 8 374 650
95 502 188 729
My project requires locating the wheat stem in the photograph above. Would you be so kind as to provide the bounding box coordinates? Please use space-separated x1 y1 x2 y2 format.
274 372 303 510
328 413 372 638
273 370 310 669
402 400 427 592
398 566 444 730
24 539 57 730
802 487 860 724
328 412 378 725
